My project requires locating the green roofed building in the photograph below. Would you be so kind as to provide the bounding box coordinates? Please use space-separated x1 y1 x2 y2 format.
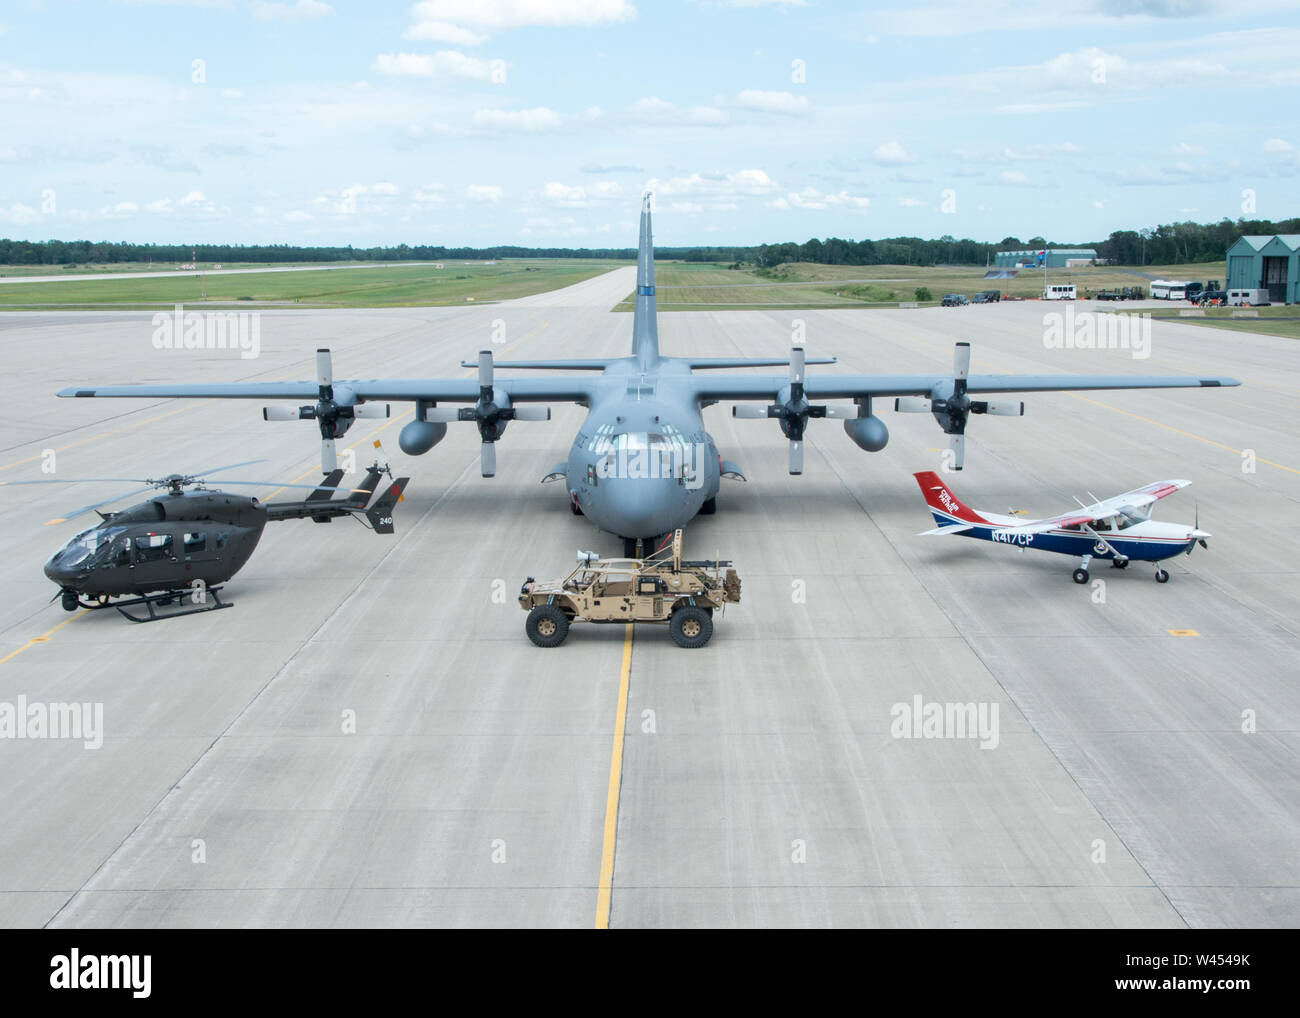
994 248 1096 268
1226 235 1299 304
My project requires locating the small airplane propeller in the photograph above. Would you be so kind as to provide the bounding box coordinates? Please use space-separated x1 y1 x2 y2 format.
894 342 1024 470
423 350 551 477
261 349 390 473
731 346 850 474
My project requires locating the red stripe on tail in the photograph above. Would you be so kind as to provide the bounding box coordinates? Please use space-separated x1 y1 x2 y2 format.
912 471 988 524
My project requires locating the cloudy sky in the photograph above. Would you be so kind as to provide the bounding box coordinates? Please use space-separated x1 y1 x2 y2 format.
1 0 1297 248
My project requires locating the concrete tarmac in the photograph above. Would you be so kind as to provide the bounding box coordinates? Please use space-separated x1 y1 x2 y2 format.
0 279 1295 928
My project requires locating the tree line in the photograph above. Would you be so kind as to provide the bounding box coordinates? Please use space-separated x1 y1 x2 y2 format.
3 217 1297 268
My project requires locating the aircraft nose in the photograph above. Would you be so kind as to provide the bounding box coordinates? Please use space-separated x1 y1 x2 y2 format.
602 476 679 538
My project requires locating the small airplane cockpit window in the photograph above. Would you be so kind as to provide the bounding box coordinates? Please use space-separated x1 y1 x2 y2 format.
183 532 206 553
133 533 174 563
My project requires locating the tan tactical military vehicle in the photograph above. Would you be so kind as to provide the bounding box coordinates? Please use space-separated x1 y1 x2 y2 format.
519 530 741 648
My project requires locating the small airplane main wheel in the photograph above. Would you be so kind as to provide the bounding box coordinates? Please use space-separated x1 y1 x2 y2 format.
1111 559 1129 569
526 604 570 647
1072 568 1090 584
669 605 713 648
1155 568 1170 584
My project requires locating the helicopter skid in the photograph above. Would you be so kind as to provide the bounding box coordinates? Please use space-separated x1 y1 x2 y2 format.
110 586 233 623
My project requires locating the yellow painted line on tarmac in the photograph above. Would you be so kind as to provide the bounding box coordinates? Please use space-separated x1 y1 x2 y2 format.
1167 629 1200 637
0 613 83 667
595 622 634 930
1068 395 1300 475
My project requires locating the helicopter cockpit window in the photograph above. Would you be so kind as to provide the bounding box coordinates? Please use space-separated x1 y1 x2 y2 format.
133 533 173 563
50 525 127 569
183 532 206 553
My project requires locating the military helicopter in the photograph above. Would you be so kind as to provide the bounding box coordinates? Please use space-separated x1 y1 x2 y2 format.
4 447 408 622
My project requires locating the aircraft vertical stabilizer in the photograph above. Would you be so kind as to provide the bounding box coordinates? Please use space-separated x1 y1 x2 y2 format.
633 192 659 370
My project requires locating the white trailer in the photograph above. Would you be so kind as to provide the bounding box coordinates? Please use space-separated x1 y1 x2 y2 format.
1227 289 1269 307
1042 284 1076 300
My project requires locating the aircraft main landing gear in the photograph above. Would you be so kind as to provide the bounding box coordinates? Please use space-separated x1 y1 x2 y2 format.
1072 553 1092 584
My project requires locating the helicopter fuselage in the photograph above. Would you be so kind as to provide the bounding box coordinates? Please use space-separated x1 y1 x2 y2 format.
44 490 267 599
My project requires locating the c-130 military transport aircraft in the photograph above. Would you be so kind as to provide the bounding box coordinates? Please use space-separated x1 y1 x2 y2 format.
61 194 1240 557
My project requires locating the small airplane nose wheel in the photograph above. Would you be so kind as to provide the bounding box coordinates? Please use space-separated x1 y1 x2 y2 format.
1072 568 1090 584
1155 567 1170 583
60 591 78 612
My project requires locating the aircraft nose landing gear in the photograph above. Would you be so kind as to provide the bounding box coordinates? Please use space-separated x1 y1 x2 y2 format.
1155 567 1170 583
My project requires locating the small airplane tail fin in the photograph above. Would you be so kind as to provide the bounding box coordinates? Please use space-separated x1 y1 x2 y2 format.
365 477 408 535
913 471 990 527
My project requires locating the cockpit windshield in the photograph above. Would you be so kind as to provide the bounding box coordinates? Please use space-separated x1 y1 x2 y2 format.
47 525 128 569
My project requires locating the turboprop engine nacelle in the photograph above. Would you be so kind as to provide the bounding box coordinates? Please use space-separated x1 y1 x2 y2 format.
399 419 448 456
843 414 889 452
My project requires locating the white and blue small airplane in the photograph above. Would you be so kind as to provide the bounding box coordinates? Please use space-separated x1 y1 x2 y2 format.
913 470 1210 584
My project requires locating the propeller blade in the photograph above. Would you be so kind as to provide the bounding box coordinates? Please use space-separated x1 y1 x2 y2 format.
480 441 496 478
948 434 965 471
894 397 933 413
512 406 551 422
821 405 853 419
953 342 970 382
788 440 803 475
731 405 771 419
352 403 391 420
316 348 333 391
790 346 805 384
321 439 337 474
981 401 1024 417
478 349 493 391
263 406 304 421
423 407 462 422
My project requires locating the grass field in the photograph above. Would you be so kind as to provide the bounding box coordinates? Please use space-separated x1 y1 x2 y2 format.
0 259 629 309
0 260 399 278
613 260 1230 310
1117 305 1300 341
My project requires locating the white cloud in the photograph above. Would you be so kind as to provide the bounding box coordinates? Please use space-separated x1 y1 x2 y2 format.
146 198 174 214
775 187 870 211
542 180 621 206
99 201 139 217
873 140 914 164
1 202 39 224
1262 137 1293 152
733 89 808 114
1172 141 1207 155
283 210 313 222
220 88 245 99
464 184 503 201
404 0 636 44
473 106 561 131
895 196 926 207
630 96 727 125
404 21 489 46
371 50 496 79
649 169 777 198
999 170 1032 186
249 0 334 23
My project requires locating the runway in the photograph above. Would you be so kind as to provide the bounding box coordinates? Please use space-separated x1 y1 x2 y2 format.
0 275 1295 928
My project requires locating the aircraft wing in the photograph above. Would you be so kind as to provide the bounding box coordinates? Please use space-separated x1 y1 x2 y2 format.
691 372 1238 402
58 375 597 404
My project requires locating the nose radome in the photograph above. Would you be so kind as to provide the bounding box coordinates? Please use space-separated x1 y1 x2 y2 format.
603 476 678 537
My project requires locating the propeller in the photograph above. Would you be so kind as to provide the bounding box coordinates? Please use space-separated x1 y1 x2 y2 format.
423 350 551 477
893 342 1024 470
261 348 390 473
1187 503 1210 553
731 347 850 474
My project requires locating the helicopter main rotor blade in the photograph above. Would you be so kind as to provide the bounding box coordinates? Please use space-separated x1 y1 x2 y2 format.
183 458 270 479
52 487 161 524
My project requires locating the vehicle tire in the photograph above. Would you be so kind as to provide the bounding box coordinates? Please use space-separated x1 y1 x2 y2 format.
699 497 717 515
1072 568 1089 584
1155 568 1170 584
61 591 78 612
526 604 570 647
1111 558 1129 569
669 605 713 648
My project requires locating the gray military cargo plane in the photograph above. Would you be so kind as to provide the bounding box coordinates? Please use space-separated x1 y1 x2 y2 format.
60 194 1240 557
